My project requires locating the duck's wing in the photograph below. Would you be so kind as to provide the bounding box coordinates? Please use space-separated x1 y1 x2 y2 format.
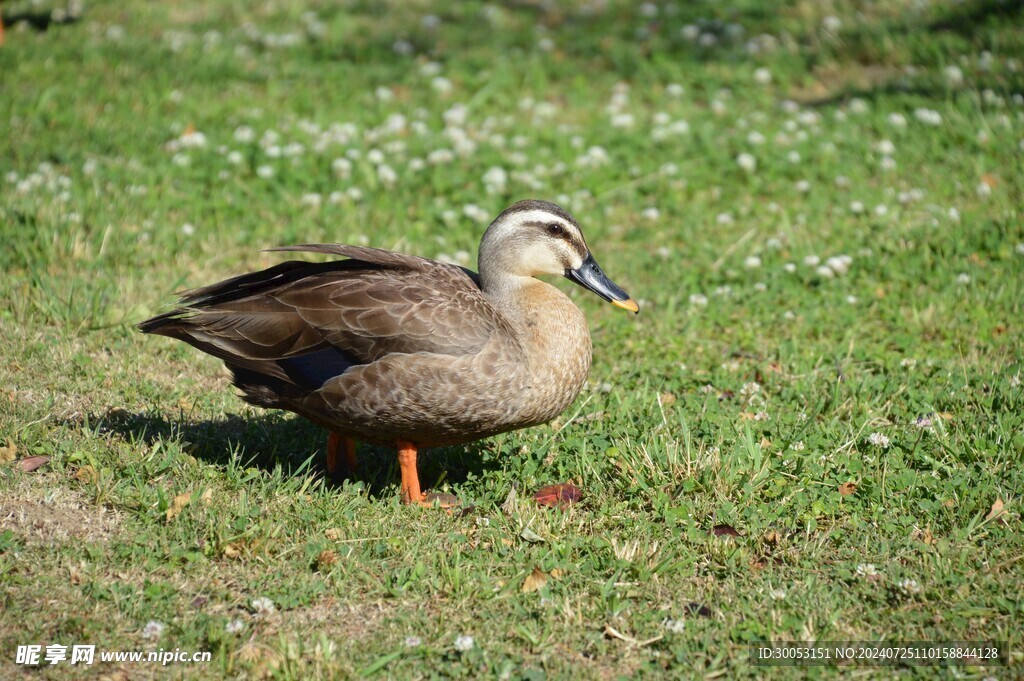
138 244 504 390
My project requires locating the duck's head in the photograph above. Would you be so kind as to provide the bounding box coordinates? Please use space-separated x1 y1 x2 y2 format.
478 200 639 313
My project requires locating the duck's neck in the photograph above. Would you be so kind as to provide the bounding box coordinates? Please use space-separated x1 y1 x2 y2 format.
482 274 593 407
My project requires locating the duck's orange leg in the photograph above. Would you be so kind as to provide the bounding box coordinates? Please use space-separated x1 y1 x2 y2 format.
397 439 425 504
326 432 357 479
398 439 457 508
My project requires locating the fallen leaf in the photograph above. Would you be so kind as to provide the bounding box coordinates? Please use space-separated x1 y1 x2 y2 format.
712 524 741 537
839 481 857 496
521 567 548 593
985 498 1005 522
73 465 97 483
500 486 519 514
763 530 782 544
222 543 243 558
520 526 545 543
550 568 563 579
17 456 50 472
165 492 192 521
533 482 582 508
659 392 677 407
0 439 17 463
324 528 342 541
200 488 213 505
315 549 338 571
980 173 999 188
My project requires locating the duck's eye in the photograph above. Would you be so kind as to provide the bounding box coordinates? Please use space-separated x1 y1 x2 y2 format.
546 223 566 237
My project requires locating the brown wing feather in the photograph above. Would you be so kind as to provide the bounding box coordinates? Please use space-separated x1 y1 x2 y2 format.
139 244 505 377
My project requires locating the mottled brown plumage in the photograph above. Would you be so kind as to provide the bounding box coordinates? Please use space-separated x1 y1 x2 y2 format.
139 200 637 504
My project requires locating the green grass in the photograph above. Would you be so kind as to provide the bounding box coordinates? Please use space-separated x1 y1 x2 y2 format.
1 0 1022 678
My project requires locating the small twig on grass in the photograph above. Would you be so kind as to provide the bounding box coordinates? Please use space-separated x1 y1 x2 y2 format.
603 625 662 647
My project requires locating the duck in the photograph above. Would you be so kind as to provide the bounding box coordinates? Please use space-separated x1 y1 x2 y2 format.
138 199 638 506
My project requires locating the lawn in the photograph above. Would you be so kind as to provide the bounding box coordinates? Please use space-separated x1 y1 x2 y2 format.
1 0 1022 678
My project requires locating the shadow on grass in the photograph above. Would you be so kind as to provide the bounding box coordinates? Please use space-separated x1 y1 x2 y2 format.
94 407 501 501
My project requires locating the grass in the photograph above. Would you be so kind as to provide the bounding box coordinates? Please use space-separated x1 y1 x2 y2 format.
1 0 1022 678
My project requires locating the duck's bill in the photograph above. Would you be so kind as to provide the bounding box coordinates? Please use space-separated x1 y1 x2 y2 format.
565 254 639 314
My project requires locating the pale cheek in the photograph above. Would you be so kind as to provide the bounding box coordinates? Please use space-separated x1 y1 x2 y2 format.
518 243 565 275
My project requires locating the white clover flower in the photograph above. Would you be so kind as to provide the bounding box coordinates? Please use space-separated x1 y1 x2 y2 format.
898 578 922 595
377 164 398 187
753 67 772 85
641 207 661 221
803 254 820 267
681 24 700 41
787 151 801 164
754 411 770 421
914 108 942 125
256 165 274 178
956 273 971 285
142 621 165 640
689 293 708 307
768 588 786 600
420 61 442 77
251 596 276 614
876 139 896 155
816 265 835 279
331 157 352 178
914 415 933 429
976 181 992 198
887 112 907 128
427 149 455 165
849 98 869 114
856 563 878 577
846 295 858 304
431 77 453 94
790 441 805 451
1015 243 1024 255
943 65 964 86
880 156 896 171
744 255 762 269
716 213 734 226
610 113 635 128
181 223 196 236
663 618 686 633
747 131 766 145
483 166 508 194
666 83 685 97
826 255 852 275
783 263 797 273
179 130 207 148
405 636 423 647
737 153 757 172
463 204 490 223
454 635 475 652
867 432 890 449
225 619 244 634
822 16 842 31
